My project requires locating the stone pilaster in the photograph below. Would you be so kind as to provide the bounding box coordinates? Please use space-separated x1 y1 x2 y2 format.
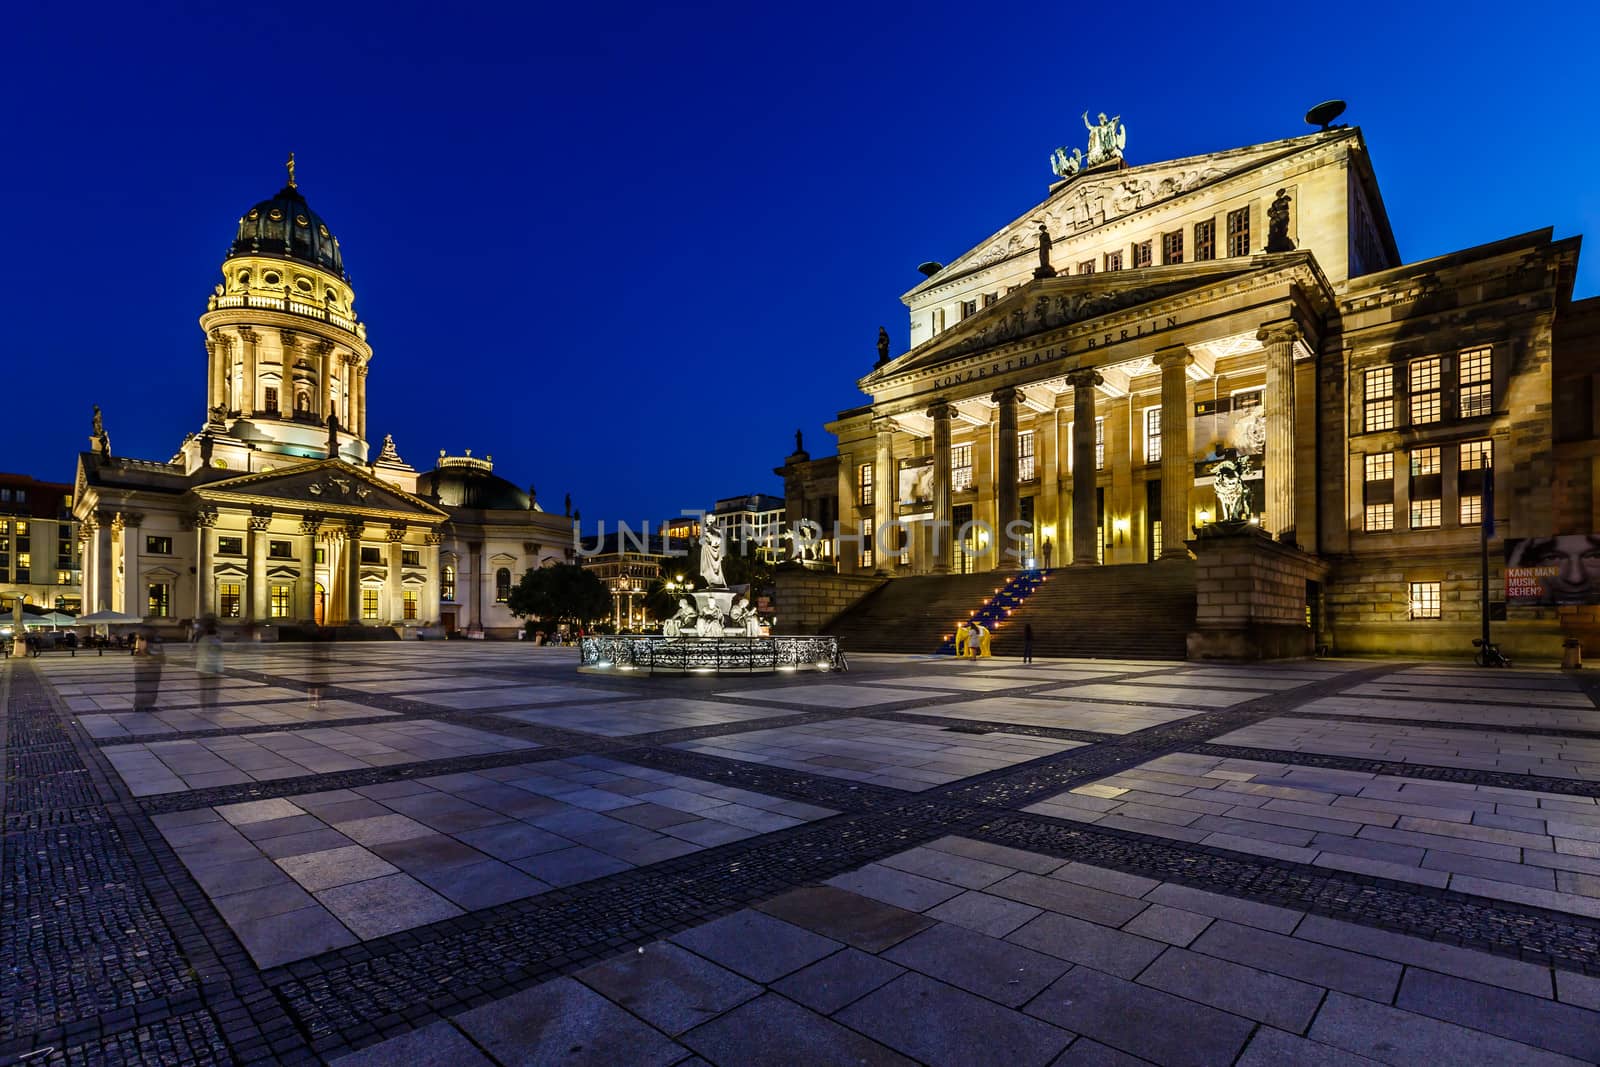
992 387 1020 566
298 515 321 623
386 525 406 624
1259 321 1300 543
872 421 894 572
238 329 259 417
357 363 369 441
116 512 142 616
1155 346 1194 561
344 520 364 625
192 507 217 619
1068 369 1103 566
92 510 116 612
423 531 443 625
929 401 953 574
315 342 334 423
468 541 484 632
247 511 271 621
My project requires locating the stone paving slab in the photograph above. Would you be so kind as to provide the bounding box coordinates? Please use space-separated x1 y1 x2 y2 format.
76 698 394 738
1035 681 1265 707
496 696 797 736
910 695 1203 734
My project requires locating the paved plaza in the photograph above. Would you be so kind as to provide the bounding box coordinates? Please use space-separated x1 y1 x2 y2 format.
4 645 1600 1064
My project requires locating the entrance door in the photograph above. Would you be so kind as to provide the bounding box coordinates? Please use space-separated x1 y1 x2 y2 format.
314 583 326 626
442 610 457 634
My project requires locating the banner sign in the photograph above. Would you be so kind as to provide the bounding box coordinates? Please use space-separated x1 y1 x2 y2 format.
1193 390 1266 484
1505 536 1600 605
898 456 934 510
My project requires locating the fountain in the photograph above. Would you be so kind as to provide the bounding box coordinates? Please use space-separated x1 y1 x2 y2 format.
580 514 844 674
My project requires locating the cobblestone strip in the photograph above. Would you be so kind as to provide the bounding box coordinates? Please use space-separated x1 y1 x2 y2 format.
874 711 1115 745
1277 708 1600 740
2 662 310 1064
964 811 1600 972
1190 741 1600 798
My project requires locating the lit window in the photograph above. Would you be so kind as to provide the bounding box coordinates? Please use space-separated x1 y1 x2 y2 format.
218 583 242 618
56 570 71 585
951 445 973 491
361 588 379 619
1018 431 1036 481
1162 230 1183 264
270 585 291 617
857 464 873 506
1461 439 1493 470
861 530 874 569
1409 357 1441 424
403 589 419 620
1460 346 1492 417
495 567 512 602
1363 367 1394 432
1364 452 1393 482
1226 207 1250 256
147 583 170 618
1144 407 1162 463
1095 417 1105 471
1410 499 1441 528
1132 240 1153 268
1411 447 1441 476
1364 504 1394 531
1409 581 1441 620
1151 518 1163 559
1194 218 1216 261
1460 495 1482 525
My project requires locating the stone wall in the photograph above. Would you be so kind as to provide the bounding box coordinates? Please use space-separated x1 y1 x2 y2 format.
1188 528 1328 659
773 570 885 634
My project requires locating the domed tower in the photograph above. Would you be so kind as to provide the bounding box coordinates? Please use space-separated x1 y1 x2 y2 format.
188 155 371 473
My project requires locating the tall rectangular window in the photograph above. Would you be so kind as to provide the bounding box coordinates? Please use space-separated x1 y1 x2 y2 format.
1459 346 1492 417
146 535 172 554
1144 407 1162 463
983 292 998 307
1226 207 1251 256
1194 218 1216 261
1104 250 1123 272
264 385 279 414
857 464 873 506
1409 357 1441 425
1363 367 1394 432
1132 240 1153 268
147 583 170 618
1162 230 1183 264
1410 446 1441 528
960 299 978 320
1459 439 1493 527
268 539 292 559
361 588 380 619
270 585 291 618
1460 439 1493 471
403 589 419 620
1017 431 1036 481
360 546 382 564
1363 452 1394 531
1095 417 1106 471
951 444 973 491
1077 260 1095 275
402 549 420 567
218 583 242 618
1409 581 1441 619
217 536 243 556
860 530 874 569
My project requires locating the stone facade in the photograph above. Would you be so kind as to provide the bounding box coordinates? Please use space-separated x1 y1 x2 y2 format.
772 570 885 634
1188 528 1329 660
782 120 1600 657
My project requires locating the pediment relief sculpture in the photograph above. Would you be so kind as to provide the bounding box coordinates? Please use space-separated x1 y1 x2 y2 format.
193 461 446 518
929 280 1199 363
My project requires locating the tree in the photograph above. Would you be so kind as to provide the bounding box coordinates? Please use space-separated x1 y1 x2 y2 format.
505 564 611 627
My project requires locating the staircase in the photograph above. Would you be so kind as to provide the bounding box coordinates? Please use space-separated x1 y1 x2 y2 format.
935 571 1047 655
822 563 1196 660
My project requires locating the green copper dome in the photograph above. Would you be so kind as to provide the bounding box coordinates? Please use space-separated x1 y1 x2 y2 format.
229 183 347 279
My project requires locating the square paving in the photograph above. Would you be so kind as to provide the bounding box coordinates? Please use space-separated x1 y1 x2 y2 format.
10 646 1600 1065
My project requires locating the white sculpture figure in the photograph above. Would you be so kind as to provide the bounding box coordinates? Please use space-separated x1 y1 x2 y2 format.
1050 146 1083 178
697 598 726 638
1212 456 1253 523
730 596 762 637
1082 111 1127 167
663 597 698 637
700 514 727 588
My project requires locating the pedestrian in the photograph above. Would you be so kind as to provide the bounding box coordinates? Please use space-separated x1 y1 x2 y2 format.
1042 538 1054 571
1022 621 1034 665
195 615 224 712
132 626 164 712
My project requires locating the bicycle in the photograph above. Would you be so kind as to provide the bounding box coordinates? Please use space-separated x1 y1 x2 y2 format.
1472 638 1511 668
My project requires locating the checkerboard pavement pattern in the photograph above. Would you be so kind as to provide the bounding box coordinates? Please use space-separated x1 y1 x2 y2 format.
5 644 1599 1065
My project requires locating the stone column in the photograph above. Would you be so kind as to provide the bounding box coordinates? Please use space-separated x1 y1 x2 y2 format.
835 459 858 572
872 421 894 572
357 363 369 441
93 512 115 611
1069 369 1103 566
929 401 953 574
345 520 364 625
423 532 443 625
206 334 226 415
1155 346 1194 561
118 512 142 616
1260 322 1300 543
468 541 484 632
316 344 333 422
239 329 259 417
299 515 321 622
192 507 216 619
992 387 1019 566
247 511 271 620
386 525 406 624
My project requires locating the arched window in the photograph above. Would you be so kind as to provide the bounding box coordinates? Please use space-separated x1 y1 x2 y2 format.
495 568 512 602
441 565 456 602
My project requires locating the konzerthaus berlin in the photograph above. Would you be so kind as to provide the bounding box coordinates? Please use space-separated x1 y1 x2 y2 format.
72 164 574 638
786 114 1600 657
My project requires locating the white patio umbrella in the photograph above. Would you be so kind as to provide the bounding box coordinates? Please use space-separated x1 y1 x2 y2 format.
74 609 144 625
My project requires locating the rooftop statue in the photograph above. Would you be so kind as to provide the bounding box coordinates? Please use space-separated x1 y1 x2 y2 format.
1082 111 1127 168
1050 146 1082 179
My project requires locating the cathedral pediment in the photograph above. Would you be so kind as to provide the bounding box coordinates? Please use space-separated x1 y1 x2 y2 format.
190 459 447 521
914 129 1354 293
872 262 1261 384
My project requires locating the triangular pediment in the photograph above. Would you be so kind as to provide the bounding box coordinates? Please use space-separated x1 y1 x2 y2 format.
871 261 1264 384
191 459 448 522
912 128 1355 296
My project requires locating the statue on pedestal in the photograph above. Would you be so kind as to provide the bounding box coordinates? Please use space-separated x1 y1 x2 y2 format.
700 513 727 588
730 595 762 637
1082 111 1127 168
1265 188 1296 252
1212 455 1253 523
876 327 891 367
663 597 698 638
90 405 111 458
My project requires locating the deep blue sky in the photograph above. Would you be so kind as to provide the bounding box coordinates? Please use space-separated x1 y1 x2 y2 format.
5 1 1595 524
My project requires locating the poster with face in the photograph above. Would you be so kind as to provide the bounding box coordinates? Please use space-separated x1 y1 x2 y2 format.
1505 536 1600 605
1192 389 1266 485
898 456 934 508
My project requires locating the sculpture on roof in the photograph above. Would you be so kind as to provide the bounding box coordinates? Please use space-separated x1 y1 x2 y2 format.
1050 145 1082 179
1082 111 1127 168
876 326 891 366
90 405 110 458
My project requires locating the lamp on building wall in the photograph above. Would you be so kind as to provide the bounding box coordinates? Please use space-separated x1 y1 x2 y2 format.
1108 516 1130 547
1196 508 1213 528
